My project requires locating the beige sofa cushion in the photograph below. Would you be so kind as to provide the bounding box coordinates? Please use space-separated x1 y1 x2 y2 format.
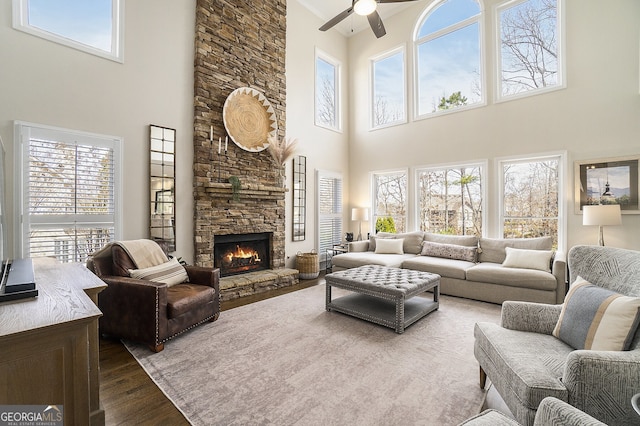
466 262 557 291
370 231 424 254
331 252 417 269
402 256 474 280
478 237 552 264
424 233 478 247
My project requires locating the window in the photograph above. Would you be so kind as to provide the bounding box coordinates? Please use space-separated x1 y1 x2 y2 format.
497 0 562 99
317 171 343 257
499 154 564 249
315 49 341 131
12 0 124 62
15 122 122 262
372 171 407 233
415 0 483 117
416 163 484 236
371 46 406 129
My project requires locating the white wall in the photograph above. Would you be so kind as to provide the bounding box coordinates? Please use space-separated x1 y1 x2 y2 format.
0 1 196 260
285 0 351 266
347 0 640 251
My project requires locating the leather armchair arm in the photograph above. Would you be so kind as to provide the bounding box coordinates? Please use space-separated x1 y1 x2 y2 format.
185 265 220 293
500 301 562 334
98 276 168 345
563 348 640 424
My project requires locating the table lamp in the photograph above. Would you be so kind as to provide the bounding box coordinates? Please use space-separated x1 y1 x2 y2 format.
583 204 622 246
351 207 369 241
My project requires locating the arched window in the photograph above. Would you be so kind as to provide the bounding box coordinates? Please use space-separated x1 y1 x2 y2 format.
414 0 483 117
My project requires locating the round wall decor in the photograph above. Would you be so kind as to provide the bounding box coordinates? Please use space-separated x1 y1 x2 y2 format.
222 87 277 152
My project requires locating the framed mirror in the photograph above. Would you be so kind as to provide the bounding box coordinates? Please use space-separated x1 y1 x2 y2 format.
150 125 176 253
292 155 306 241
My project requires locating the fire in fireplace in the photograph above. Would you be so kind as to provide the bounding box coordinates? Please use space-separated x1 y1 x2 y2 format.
214 232 271 277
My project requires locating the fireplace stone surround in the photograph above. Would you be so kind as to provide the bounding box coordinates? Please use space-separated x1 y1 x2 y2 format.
192 1 297 301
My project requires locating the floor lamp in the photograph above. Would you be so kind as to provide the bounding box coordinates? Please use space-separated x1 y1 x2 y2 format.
583 204 622 246
351 207 369 241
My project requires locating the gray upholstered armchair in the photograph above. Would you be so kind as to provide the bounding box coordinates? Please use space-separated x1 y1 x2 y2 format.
474 245 640 425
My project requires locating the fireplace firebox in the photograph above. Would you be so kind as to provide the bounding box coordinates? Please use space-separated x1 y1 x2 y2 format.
214 233 271 277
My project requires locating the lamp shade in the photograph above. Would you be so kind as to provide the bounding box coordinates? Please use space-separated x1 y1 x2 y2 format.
583 204 622 226
351 207 369 221
354 0 377 16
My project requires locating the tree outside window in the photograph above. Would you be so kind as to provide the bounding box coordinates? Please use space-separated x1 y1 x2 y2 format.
415 0 482 116
315 52 340 130
417 165 483 236
498 0 560 98
501 157 560 248
372 171 407 234
372 47 405 128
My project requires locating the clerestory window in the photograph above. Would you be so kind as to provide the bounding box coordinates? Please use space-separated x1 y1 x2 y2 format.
371 46 406 129
315 49 341 131
12 0 124 62
496 0 563 100
414 0 483 118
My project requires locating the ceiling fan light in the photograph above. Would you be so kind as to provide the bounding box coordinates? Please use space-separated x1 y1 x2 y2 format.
354 0 377 16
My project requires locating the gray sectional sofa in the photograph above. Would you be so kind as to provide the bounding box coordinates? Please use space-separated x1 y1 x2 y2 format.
331 231 566 305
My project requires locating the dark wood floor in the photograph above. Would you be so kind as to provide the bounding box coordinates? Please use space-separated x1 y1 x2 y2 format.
99 275 323 425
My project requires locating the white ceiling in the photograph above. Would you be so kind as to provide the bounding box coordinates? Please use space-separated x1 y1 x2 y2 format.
296 0 417 37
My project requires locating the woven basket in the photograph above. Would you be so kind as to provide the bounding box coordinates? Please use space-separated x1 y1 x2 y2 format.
296 250 319 279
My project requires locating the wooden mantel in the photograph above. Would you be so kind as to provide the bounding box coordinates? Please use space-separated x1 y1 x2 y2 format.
201 182 288 200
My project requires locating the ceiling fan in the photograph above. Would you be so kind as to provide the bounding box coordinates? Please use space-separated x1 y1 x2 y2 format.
319 0 420 39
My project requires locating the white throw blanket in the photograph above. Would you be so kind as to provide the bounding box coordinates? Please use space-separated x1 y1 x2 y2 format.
91 239 168 269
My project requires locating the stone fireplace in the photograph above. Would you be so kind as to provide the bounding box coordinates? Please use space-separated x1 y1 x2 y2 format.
192 0 297 301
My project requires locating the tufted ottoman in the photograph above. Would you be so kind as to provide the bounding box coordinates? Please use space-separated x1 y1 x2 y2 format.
325 265 440 333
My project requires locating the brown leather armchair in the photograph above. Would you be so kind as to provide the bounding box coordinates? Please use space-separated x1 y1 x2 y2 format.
87 243 220 352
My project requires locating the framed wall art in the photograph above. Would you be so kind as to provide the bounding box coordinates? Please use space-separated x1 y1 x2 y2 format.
574 155 640 214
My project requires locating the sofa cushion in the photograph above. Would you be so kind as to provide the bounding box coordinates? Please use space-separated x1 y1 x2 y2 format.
375 238 404 254
502 247 553 272
402 256 474 280
466 262 557 291
424 233 478 247
331 252 417 269
129 257 189 287
421 240 477 262
370 231 424 254
553 276 640 351
478 237 552 263
167 283 215 318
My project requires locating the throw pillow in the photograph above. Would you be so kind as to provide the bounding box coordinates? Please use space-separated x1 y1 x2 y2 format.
553 276 640 351
421 241 477 262
374 238 405 254
502 247 553 272
129 257 189 287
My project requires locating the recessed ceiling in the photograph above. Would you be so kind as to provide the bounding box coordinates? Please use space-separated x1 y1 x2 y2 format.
296 0 418 37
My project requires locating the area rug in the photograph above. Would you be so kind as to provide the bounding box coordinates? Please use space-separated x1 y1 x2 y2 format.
125 283 502 425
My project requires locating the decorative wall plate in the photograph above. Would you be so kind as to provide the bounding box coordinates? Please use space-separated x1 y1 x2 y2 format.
223 87 278 152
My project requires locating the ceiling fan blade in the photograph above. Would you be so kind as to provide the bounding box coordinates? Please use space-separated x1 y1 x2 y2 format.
319 6 355 31
367 10 386 38
378 0 420 3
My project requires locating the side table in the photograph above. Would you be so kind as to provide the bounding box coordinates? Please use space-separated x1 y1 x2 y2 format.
325 244 348 273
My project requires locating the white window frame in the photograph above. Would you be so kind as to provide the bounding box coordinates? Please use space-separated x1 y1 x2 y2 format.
413 0 485 120
370 45 407 130
12 0 125 63
414 160 487 236
371 169 409 235
497 151 566 251
495 0 566 103
314 48 342 132
14 121 123 260
316 170 343 260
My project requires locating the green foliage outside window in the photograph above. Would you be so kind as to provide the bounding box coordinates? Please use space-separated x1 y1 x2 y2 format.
375 217 397 233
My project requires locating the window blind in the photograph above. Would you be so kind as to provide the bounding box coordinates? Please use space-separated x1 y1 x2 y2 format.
317 172 343 256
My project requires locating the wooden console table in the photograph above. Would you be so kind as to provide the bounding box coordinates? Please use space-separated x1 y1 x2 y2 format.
0 258 106 425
